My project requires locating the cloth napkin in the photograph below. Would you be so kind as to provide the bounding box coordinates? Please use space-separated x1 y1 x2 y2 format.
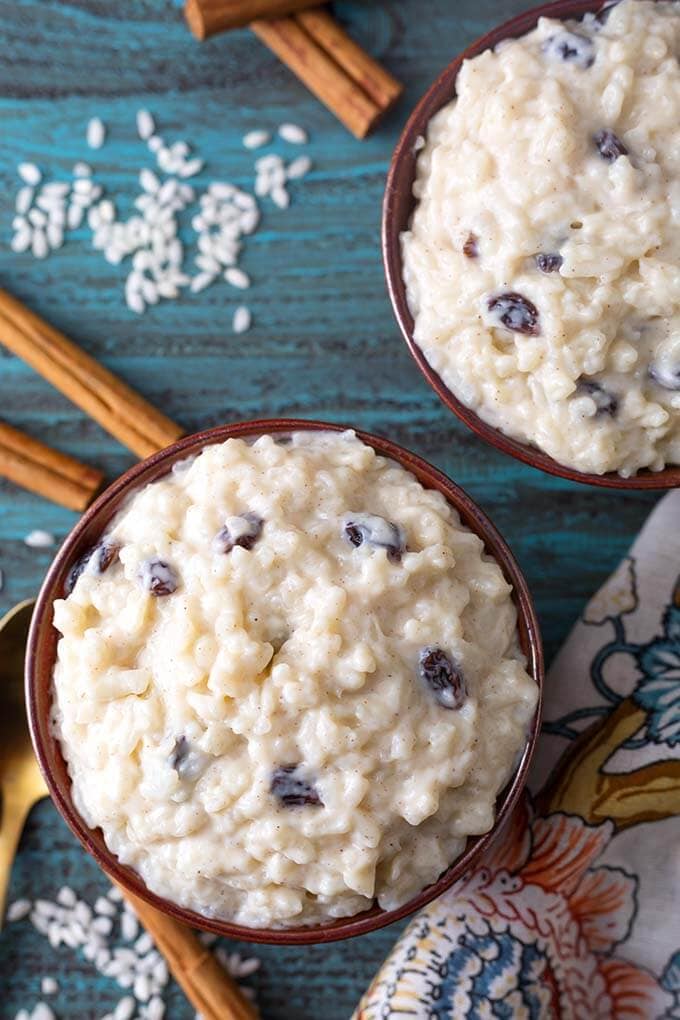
355 489 680 1020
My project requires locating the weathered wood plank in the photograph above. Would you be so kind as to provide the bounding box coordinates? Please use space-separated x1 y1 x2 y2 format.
0 0 659 1015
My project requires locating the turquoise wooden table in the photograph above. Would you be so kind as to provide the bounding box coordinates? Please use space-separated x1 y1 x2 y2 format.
0 0 659 1016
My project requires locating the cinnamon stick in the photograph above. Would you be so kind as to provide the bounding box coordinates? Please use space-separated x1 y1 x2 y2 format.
185 0 402 138
117 884 258 1020
185 0 318 38
295 8 402 110
0 290 183 460
0 420 104 511
251 14 383 138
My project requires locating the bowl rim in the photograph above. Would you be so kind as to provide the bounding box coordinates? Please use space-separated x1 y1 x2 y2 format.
26 417 543 945
382 0 680 491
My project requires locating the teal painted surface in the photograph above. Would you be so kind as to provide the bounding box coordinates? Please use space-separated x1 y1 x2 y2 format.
0 0 659 1016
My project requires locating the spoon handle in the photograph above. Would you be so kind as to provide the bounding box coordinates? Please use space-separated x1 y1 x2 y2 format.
0 783 33 928
114 883 259 1020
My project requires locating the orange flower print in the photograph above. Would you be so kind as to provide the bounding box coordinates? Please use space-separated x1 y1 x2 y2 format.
355 798 671 1019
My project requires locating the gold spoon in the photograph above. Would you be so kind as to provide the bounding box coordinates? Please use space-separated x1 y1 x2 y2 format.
0 599 46 924
0 599 257 1020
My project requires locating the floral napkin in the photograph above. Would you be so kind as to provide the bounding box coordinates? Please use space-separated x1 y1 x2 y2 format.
355 489 680 1020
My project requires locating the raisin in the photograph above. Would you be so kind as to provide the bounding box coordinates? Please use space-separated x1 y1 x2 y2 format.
139 559 178 596
577 380 618 416
213 512 263 554
65 540 120 594
271 764 323 808
543 31 595 69
170 736 190 773
419 647 466 710
463 233 479 259
487 292 540 336
343 513 405 563
535 252 563 274
170 736 208 781
649 362 680 391
594 129 628 162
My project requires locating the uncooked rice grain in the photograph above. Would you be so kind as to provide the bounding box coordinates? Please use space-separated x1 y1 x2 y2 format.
113 997 135 1020
136 110 155 141
18 162 42 186
86 117 106 149
24 529 55 549
243 129 270 149
286 155 312 179
7 899 32 922
16 187 34 214
270 185 290 209
232 305 251 333
278 122 307 144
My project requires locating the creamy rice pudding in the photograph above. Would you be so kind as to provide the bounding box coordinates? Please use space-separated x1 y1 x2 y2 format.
52 431 537 928
402 0 680 476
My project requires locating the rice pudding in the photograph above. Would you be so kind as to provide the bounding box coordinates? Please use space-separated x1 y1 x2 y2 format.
402 0 680 476
52 430 537 928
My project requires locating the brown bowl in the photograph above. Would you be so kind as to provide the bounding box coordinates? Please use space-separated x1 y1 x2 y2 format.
26 418 543 944
383 0 680 490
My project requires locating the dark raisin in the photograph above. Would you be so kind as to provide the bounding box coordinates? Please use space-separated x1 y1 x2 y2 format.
65 541 120 594
170 736 208 781
576 380 619 416
170 736 190 773
214 512 263 554
343 513 405 563
487 292 540 336
535 252 563 274
649 362 680 392
271 764 323 808
139 559 178 596
419 647 466 710
543 31 595 69
594 129 628 162
463 233 479 259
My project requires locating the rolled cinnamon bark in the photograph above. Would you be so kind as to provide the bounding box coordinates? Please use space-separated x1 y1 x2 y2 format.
0 289 183 460
185 0 319 38
0 420 104 511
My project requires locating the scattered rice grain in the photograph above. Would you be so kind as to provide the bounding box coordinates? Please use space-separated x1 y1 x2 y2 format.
32 1002 56 1020
24 529 55 548
134 973 151 1003
270 185 290 209
67 203 84 229
243 129 270 150
40 977 58 996
15 186 34 214
113 997 136 1020
278 122 307 144
28 208 47 228
47 223 64 250
233 305 251 333
224 267 250 289
18 162 42 186
190 272 216 293
178 157 204 178
286 155 312 179
57 887 76 908
120 910 138 941
87 116 106 149
6 899 31 922
136 109 155 141
139 168 160 194
11 230 31 254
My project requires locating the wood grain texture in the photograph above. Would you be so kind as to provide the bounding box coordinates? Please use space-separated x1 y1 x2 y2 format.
0 0 659 1016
